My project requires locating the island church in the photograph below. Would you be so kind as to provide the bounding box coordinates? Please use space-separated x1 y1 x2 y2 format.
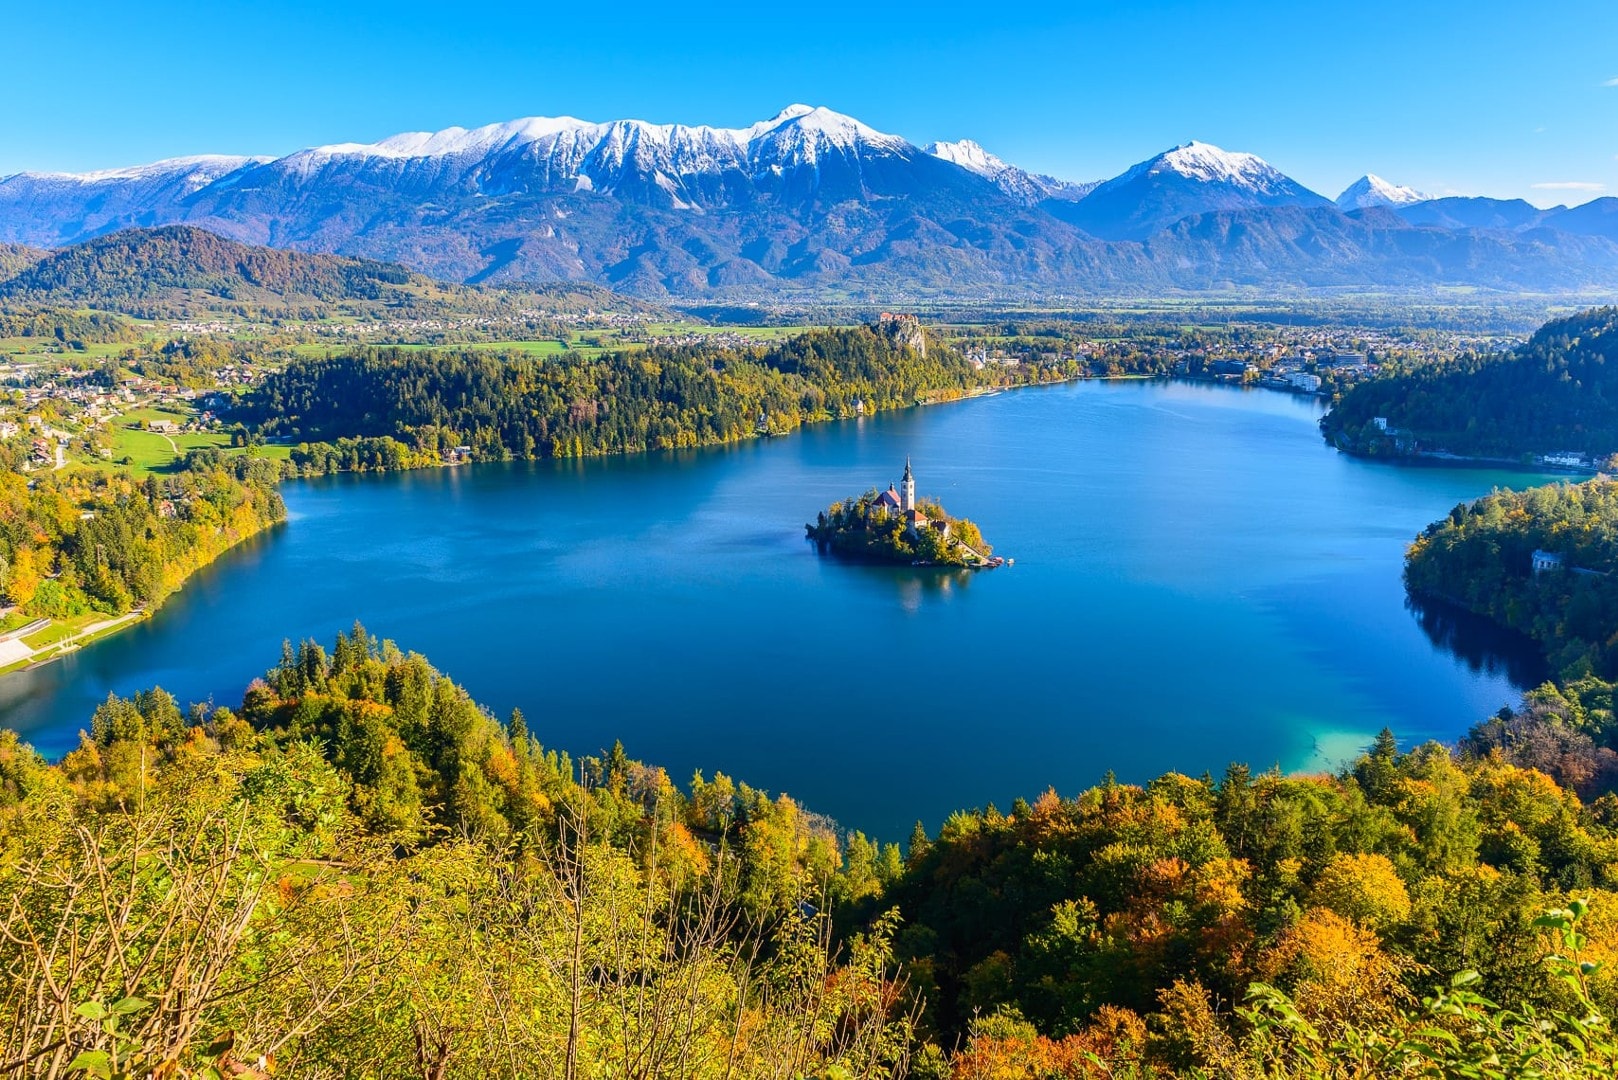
869 459 949 538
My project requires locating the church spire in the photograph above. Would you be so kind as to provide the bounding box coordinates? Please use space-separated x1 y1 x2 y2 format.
900 457 915 512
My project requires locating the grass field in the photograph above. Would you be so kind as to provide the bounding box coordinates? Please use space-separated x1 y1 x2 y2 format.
22 613 98 650
108 426 185 471
77 403 292 476
0 337 135 363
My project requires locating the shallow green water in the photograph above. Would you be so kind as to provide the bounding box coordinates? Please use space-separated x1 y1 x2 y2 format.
0 379 1553 837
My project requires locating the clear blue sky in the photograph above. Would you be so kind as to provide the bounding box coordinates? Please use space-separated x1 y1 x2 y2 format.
5 0 1617 206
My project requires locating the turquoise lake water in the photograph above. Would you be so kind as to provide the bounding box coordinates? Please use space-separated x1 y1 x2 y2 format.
0 379 1554 838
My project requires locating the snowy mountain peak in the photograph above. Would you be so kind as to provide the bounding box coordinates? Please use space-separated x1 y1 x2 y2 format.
1335 173 1430 210
295 116 594 164
287 105 903 167
17 154 270 185
759 106 906 151
924 139 1008 177
1150 141 1288 187
922 139 1097 205
767 104 816 123
1068 140 1328 240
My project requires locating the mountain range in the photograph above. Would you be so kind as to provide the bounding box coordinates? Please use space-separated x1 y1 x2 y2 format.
4 105 1618 299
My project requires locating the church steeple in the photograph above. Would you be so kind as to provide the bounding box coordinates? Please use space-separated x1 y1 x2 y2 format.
900 457 915 512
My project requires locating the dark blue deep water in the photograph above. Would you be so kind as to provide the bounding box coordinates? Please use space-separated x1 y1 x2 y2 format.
0 380 1554 837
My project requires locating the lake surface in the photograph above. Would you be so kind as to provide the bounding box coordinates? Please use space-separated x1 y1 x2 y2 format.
0 380 1553 838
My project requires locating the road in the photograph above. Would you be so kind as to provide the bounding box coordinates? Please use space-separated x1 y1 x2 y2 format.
0 609 145 671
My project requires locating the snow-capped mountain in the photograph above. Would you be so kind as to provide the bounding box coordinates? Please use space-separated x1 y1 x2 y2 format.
29 154 266 186
1335 174 1429 210
923 139 1096 205
3 109 1618 296
0 106 942 244
1054 141 1331 241
166 105 1099 290
0 155 269 246
923 138 1004 175
1133 141 1300 191
256 105 926 211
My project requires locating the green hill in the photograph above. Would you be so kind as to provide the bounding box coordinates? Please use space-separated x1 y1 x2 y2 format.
1322 306 1618 460
0 225 662 322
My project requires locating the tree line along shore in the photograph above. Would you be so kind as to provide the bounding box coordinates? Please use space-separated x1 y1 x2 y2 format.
6 305 1618 1074
0 323 1073 666
1 625 1616 1076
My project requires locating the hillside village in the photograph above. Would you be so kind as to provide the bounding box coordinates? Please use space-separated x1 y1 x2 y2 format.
0 353 261 474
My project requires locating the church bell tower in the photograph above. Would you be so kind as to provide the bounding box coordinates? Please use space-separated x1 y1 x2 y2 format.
900 457 915 512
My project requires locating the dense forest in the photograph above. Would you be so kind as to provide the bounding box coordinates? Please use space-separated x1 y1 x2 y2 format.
248 326 1052 467
0 308 141 345
0 455 283 619
1322 307 1618 459
1402 478 1618 804
2 627 1616 1077
1406 478 1618 678
0 241 44 281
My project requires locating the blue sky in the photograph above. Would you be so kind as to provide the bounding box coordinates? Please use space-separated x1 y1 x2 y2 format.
5 0 1617 205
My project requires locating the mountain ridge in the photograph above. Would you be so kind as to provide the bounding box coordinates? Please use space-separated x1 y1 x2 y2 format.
4 106 1618 299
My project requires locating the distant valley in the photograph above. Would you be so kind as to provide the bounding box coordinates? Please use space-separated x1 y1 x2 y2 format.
4 104 1618 299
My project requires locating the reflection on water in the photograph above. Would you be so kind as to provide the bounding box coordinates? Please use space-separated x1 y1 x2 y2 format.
1406 593 1549 690
810 547 978 613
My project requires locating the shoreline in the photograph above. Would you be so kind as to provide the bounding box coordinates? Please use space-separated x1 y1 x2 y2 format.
6 373 1548 813
6 371 1077 678
0 609 148 677
1333 444 1599 477
0 511 285 684
24 369 1544 681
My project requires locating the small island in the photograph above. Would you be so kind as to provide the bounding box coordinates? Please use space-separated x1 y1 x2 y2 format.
806 459 1006 568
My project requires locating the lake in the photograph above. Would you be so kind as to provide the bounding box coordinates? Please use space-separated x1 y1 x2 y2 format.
0 379 1554 838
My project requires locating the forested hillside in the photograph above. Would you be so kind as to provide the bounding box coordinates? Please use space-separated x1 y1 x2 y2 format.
0 226 664 322
1401 479 1618 802
0 241 44 280
0 307 142 344
1323 307 1618 459
868 745 1618 1073
3 628 1617 1077
1406 478 1618 677
247 326 1057 466
0 454 283 620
